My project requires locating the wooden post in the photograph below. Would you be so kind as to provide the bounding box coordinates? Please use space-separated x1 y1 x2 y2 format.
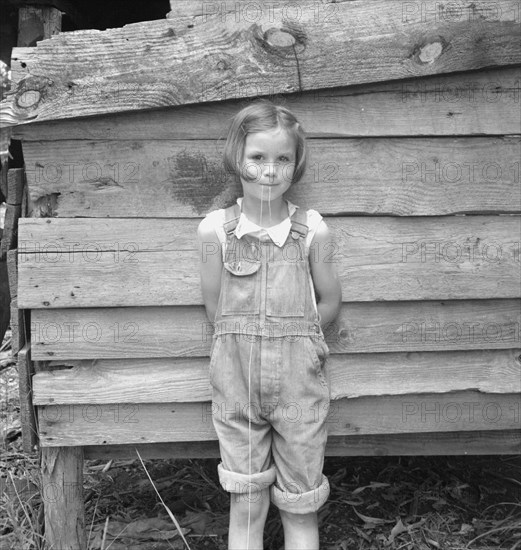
41 447 86 550
18 5 62 47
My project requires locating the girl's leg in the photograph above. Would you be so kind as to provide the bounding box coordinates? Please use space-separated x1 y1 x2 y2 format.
228 486 271 549
279 510 319 549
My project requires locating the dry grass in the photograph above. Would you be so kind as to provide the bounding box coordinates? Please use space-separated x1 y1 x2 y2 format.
1 330 520 549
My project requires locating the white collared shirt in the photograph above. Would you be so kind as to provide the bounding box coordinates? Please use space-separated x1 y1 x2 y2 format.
204 198 323 254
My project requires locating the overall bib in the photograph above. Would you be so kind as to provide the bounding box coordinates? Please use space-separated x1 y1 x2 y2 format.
209 202 331 513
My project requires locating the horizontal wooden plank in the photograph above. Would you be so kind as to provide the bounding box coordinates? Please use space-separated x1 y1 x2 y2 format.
6 1 520 124
37 392 521 446
20 137 521 217
83 430 521 459
32 349 521 405
18 215 521 307
28 300 521 359
12 67 521 141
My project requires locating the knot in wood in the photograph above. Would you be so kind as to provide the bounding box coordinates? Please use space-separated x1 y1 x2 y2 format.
15 75 51 110
411 37 447 65
266 28 296 48
17 90 41 108
254 23 307 57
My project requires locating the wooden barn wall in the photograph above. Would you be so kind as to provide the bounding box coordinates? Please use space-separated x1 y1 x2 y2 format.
8 1 521 455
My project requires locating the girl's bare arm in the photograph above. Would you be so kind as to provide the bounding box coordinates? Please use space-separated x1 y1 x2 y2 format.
309 220 342 329
197 217 223 323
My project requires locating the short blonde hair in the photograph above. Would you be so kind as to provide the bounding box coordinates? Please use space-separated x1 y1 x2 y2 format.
223 99 307 185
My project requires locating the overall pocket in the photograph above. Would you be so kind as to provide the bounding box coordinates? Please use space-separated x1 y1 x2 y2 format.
304 336 330 391
266 261 306 317
221 259 261 315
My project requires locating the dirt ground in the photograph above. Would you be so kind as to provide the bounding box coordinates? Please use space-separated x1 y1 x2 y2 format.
1 328 520 549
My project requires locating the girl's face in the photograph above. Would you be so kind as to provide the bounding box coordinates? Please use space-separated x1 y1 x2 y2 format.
239 127 297 202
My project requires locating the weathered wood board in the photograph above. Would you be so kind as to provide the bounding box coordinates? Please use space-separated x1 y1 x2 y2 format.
17 216 521 307
81 430 521 459
37 392 521 446
32 349 521 404
28 299 521 359
11 67 521 141
4 1 520 123
19 137 521 217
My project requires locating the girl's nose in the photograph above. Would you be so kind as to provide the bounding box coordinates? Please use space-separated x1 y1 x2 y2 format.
263 162 278 178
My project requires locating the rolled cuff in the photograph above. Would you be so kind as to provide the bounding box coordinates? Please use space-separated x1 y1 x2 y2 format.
270 474 330 514
217 462 277 494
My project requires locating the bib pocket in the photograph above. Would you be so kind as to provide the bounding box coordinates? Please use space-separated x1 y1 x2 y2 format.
221 259 261 315
266 261 306 317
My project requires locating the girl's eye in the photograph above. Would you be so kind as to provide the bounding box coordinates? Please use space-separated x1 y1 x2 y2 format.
252 155 263 160
280 156 290 162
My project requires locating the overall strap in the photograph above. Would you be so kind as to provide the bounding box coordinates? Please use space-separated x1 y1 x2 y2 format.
222 203 242 235
289 206 309 240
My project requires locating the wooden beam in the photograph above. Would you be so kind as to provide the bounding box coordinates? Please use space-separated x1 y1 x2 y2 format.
17 5 61 47
17 216 521 307
83 430 521 459
0 170 25 259
8 0 91 29
0 258 9 345
31 349 521 404
18 343 38 452
26 299 521 359
41 447 86 550
7 248 25 356
36 392 521 446
11 67 521 141
4 0 520 123
19 136 521 218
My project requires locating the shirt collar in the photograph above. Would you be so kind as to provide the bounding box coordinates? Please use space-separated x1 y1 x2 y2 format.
234 197 298 247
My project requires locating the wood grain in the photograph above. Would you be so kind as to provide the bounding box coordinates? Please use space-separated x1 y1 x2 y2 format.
17 216 521 307
28 300 521 359
37 392 521 446
5 1 520 123
19 137 521 217
32 349 521 404
11 67 521 141
82 430 521 458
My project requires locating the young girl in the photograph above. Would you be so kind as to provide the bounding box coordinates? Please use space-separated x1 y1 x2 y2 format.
197 99 342 549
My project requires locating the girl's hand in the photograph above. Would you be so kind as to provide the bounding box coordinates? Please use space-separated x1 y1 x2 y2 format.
309 220 342 329
197 217 223 322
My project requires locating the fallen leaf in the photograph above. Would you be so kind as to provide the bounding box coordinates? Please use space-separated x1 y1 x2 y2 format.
388 518 407 543
353 507 394 526
352 482 390 496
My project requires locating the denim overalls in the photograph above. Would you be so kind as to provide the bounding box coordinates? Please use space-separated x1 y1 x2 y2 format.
209 202 331 514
